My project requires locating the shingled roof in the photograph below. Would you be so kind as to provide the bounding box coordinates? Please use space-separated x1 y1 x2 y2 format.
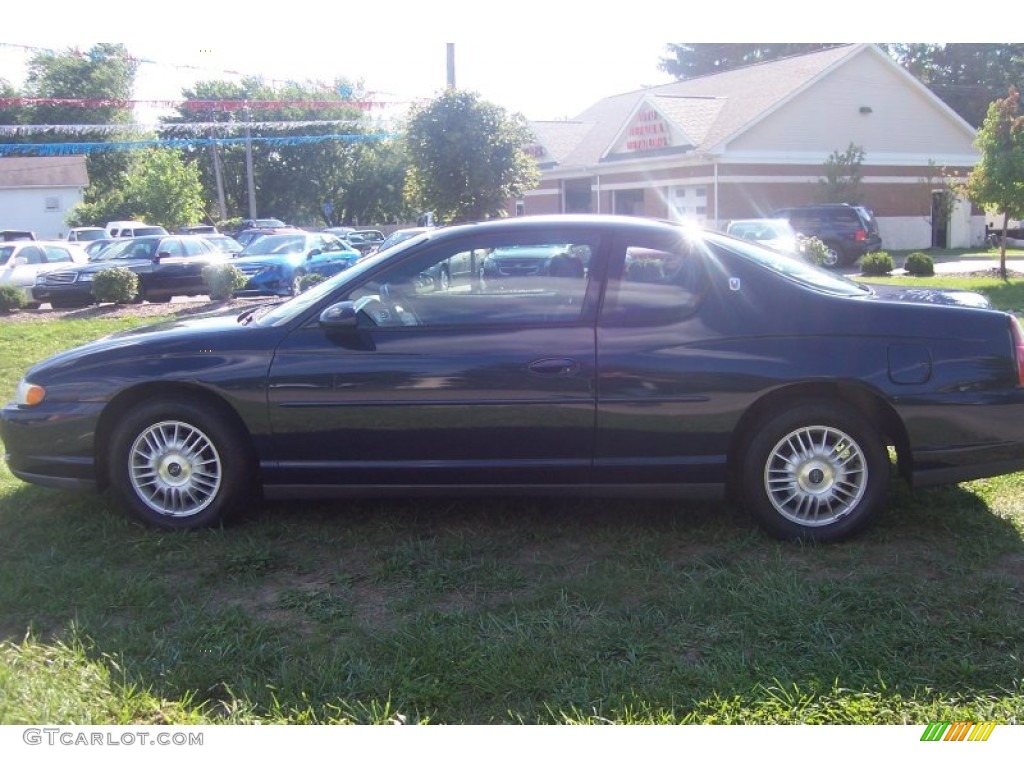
528 44 868 170
0 156 89 188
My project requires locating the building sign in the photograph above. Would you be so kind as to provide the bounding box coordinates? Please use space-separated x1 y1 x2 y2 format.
623 108 671 152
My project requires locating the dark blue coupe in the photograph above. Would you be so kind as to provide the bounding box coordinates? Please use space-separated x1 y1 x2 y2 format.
5 215 1024 541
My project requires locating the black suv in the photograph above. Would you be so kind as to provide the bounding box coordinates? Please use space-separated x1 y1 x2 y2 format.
770 204 882 267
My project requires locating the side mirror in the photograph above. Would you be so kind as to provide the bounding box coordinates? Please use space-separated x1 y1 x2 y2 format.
319 301 359 330
307 248 322 260
11 256 27 267
154 251 172 263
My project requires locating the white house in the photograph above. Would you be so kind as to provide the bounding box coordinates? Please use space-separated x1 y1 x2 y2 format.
0 156 88 239
518 45 984 250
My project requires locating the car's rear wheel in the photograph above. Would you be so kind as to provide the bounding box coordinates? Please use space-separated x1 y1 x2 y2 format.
740 401 889 541
109 398 251 530
821 242 841 267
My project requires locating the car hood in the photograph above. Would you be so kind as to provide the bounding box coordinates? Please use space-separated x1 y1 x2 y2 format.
864 283 992 308
69 257 158 274
234 253 304 266
25 308 269 377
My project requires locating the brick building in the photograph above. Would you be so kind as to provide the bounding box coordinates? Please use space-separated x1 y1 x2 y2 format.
517 45 983 250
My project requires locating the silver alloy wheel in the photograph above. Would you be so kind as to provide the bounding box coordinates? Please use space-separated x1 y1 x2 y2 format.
128 420 222 518
763 424 867 527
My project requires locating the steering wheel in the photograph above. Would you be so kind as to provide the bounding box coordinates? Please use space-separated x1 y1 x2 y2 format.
353 295 394 326
352 293 421 327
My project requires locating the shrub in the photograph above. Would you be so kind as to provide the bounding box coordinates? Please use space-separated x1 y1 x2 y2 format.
903 251 935 277
298 272 325 292
797 235 831 266
91 267 139 304
202 263 247 301
0 284 26 313
860 251 894 277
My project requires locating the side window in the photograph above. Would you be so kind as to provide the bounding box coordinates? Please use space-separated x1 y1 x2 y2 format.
160 239 186 257
347 236 596 327
42 246 73 263
600 235 706 326
182 238 208 256
20 246 46 264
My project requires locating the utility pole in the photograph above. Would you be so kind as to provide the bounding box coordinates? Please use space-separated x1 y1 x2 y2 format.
446 43 455 89
209 109 227 221
244 101 257 218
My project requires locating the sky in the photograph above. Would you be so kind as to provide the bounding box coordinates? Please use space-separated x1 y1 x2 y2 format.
0 2 1014 124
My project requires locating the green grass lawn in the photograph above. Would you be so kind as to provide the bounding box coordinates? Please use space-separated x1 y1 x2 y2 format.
1 298 1023 725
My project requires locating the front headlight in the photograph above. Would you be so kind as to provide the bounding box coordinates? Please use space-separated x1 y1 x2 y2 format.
78 273 94 282
15 379 46 407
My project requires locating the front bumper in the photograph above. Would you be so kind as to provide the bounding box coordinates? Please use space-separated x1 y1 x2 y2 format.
32 281 96 306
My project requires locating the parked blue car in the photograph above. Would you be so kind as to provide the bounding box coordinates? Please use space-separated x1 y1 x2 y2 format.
232 232 361 296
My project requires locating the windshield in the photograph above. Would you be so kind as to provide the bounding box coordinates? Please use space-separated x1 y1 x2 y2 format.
705 232 868 296
239 235 307 256
254 254 384 327
378 229 428 252
73 229 107 241
102 239 159 260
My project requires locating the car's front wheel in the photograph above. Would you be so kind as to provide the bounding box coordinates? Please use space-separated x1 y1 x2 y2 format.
109 398 251 530
740 401 889 542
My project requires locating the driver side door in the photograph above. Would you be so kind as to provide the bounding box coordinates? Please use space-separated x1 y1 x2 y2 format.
265 228 603 489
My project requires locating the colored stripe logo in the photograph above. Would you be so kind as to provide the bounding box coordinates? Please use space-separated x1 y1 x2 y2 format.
921 721 997 741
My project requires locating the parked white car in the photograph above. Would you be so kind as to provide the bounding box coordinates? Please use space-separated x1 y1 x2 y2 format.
0 240 89 307
65 227 109 243
724 218 801 257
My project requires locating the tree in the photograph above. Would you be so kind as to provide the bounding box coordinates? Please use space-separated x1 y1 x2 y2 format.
883 44 1024 127
403 89 539 223
162 78 408 226
67 147 206 230
819 143 865 203
965 87 1024 278
21 44 139 199
659 44 843 80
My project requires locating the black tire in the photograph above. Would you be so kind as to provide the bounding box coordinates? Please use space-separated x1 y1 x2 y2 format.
739 400 889 542
821 242 842 268
109 398 251 530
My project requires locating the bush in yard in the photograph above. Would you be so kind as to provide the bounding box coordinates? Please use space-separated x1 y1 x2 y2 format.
202 263 247 300
0 284 26 313
860 251 894 276
797 235 831 266
91 267 139 304
298 272 325 292
904 251 935 276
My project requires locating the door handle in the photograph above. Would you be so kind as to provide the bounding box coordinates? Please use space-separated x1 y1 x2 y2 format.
528 357 580 376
